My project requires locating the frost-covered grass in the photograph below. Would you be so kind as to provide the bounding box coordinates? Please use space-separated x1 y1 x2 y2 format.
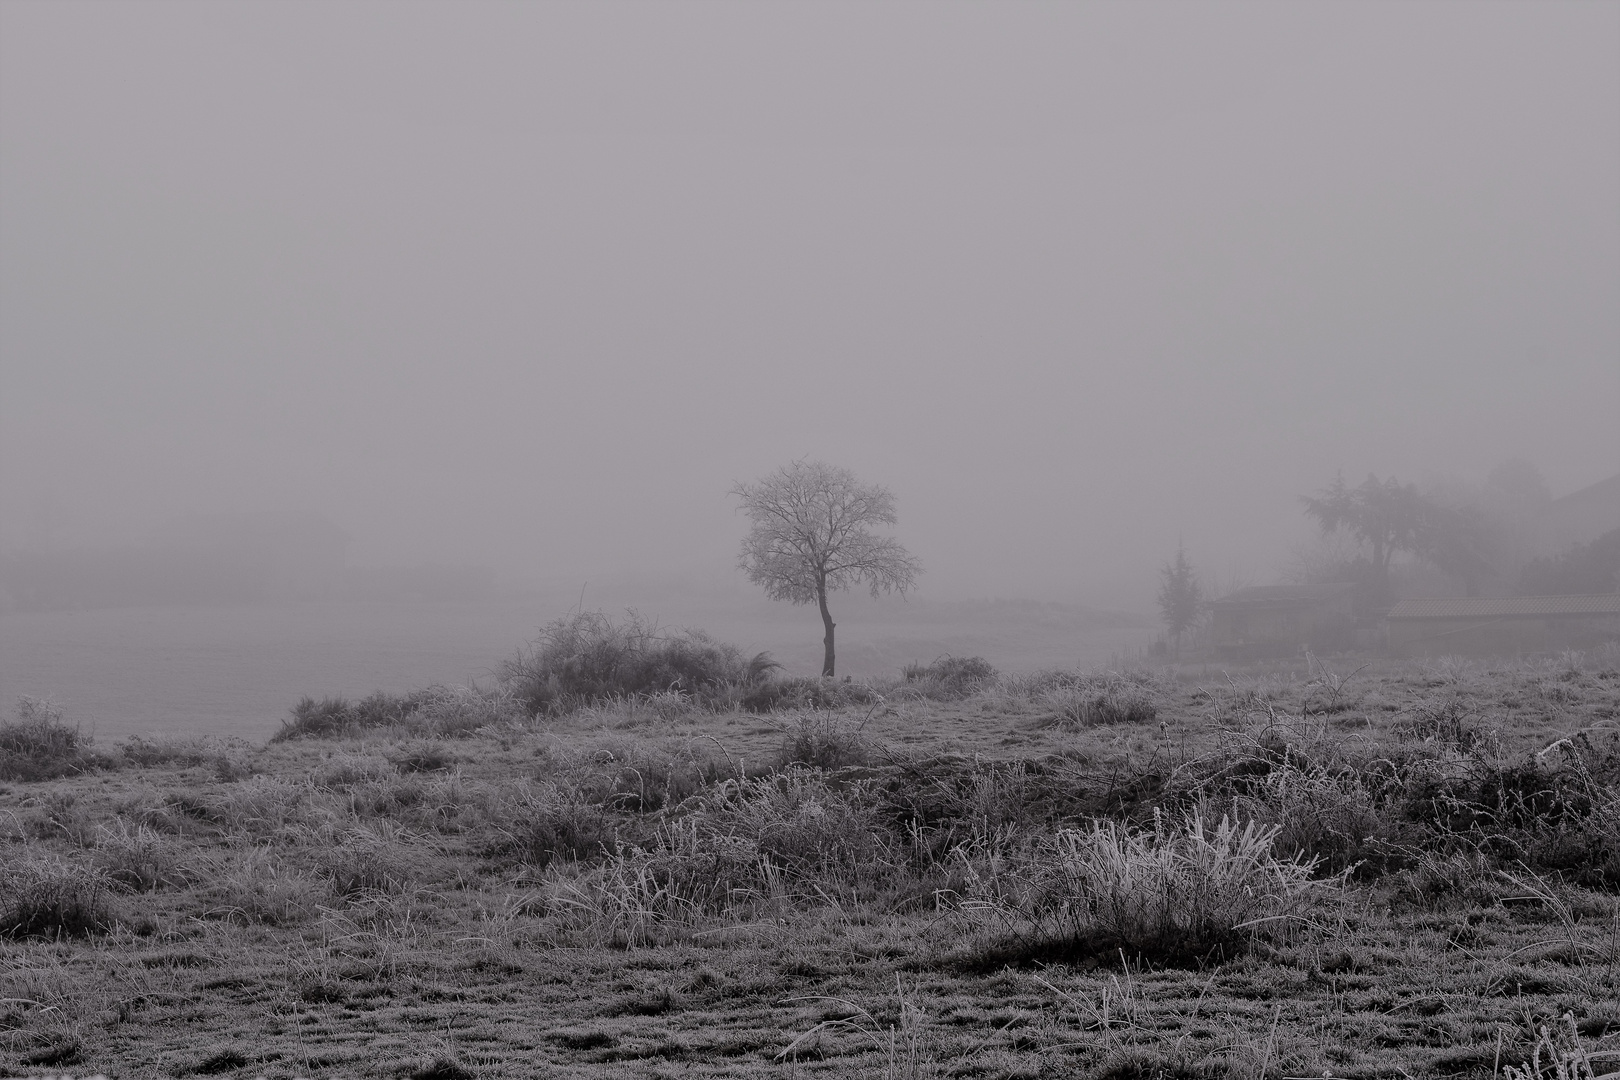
2 651 1620 1077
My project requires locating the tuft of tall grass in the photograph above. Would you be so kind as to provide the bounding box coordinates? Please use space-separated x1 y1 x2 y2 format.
313 826 422 897
1036 678 1158 729
899 655 998 700
741 675 883 713
204 847 323 925
1502 1012 1614 1080
967 810 1324 965
93 820 195 892
0 854 116 939
778 712 873 770
714 768 894 884
490 780 618 868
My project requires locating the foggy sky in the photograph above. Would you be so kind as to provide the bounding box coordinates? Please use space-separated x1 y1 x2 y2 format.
3 1 1617 610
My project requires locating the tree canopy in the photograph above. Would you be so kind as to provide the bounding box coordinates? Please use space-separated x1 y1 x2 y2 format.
1302 472 1496 598
732 460 921 677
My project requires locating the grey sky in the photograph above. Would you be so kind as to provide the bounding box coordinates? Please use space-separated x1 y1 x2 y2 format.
3 1 1616 609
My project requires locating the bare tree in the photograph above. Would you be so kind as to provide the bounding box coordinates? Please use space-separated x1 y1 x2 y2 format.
732 460 921 677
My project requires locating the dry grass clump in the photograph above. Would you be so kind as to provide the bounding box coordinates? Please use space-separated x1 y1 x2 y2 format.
1502 1013 1618 1080
900 655 999 700
386 739 458 773
962 811 1323 967
778 711 874 769
312 825 425 897
0 698 104 782
1182 698 1620 892
272 684 524 742
204 847 324 925
0 854 116 939
741 675 884 712
92 820 195 892
533 769 896 945
1017 673 1160 729
488 780 618 868
118 733 255 780
207 774 312 834
311 752 394 790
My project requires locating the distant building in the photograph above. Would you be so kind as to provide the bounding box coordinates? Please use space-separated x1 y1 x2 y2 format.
1386 595 1620 657
1208 583 1358 660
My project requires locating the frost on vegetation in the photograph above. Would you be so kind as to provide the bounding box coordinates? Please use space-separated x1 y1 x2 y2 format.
1503 1013 1618 1080
272 683 524 742
205 847 323 926
497 609 780 716
118 733 255 780
0 696 101 781
0 852 115 939
92 819 194 892
778 711 873 769
961 810 1326 966
1023 672 1160 729
527 769 895 944
899 655 999 700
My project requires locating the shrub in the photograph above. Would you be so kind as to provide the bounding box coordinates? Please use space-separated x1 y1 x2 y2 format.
274 696 357 741
272 685 523 742
120 734 254 779
93 820 194 892
1037 678 1158 729
900 655 998 700
491 781 617 868
0 697 100 781
205 847 322 925
1221 760 1408 878
970 811 1323 965
389 740 458 773
716 769 892 882
314 829 420 897
778 712 872 769
0 854 115 939
497 610 777 715
742 676 882 713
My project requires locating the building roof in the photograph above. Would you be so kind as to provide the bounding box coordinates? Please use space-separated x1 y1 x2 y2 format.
1210 583 1356 609
1387 595 1620 620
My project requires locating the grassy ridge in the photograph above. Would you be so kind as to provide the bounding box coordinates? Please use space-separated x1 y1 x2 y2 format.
2 642 1619 1077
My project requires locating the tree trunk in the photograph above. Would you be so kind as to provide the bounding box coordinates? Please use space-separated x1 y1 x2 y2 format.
817 576 836 677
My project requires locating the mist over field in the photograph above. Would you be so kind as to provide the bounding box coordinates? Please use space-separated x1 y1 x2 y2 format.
4 1 1616 604
2 2 1617 728
8 11 1620 1075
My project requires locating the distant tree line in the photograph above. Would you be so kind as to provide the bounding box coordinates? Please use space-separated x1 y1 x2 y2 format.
1520 528 1620 595
1292 462 1615 602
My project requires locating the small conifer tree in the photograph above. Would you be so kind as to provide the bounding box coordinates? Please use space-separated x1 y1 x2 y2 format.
1157 542 1203 656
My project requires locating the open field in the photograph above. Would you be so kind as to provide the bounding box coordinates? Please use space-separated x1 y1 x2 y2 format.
0 597 1149 741
4 648 1620 1079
